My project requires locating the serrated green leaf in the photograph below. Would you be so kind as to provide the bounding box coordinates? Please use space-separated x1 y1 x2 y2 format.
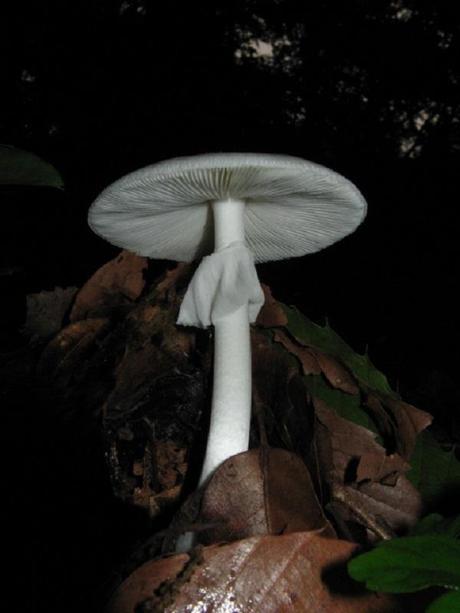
426 589 460 613
407 430 460 507
348 536 460 593
410 513 460 538
303 373 380 436
282 304 396 397
0 145 64 188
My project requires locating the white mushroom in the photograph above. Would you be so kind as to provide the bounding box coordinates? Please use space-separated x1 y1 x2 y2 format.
88 153 367 489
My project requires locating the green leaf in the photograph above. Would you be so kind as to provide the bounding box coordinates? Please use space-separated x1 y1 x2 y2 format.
348 536 460 593
283 305 396 397
426 590 460 613
407 430 460 507
303 373 380 435
0 145 64 188
410 513 460 538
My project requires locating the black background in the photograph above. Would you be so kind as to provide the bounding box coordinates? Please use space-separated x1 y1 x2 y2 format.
2 1 459 396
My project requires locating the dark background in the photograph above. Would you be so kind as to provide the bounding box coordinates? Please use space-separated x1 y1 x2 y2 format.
2 1 459 398
1 1 460 610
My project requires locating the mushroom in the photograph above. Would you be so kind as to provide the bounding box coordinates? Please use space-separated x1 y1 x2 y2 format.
88 153 367 488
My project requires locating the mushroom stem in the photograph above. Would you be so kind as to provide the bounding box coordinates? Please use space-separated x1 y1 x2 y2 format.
200 303 251 484
198 199 252 485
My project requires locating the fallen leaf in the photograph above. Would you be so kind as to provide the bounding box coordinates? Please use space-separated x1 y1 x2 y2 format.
153 262 192 302
333 477 422 537
107 533 398 612
283 305 395 397
273 329 321 375
379 396 432 460
155 441 188 491
24 286 78 341
263 448 335 538
106 553 188 613
70 250 147 321
100 279 206 512
314 352 360 395
199 448 335 544
356 451 410 484
256 284 289 327
358 478 423 530
251 330 315 457
314 399 409 485
364 393 432 462
364 394 398 446
37 317 110 378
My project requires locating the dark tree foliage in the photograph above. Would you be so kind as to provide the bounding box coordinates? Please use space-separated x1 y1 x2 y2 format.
3 1 459 170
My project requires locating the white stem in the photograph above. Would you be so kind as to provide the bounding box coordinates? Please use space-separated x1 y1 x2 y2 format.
199 199 251 485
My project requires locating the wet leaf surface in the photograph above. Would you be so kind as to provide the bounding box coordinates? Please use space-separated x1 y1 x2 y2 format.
107 532 398 612
106 554 188 613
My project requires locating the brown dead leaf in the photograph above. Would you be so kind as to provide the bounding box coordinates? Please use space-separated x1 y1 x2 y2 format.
105 343 160 417
154 262 191 302
99 272 206 514
126 302 194 357
332 476 422 537
107 533 398 612
104 300 196 421
37 317 110 377
273 329 321 375
380 396 432 460
356 451 410 484
363 394 398 446
365 393 432 460
106 553 188 613
358 476 422 530
256 284 289 327
314 352 360 395
314 400 422 538
272 330 359 395
251 330 316 460
125 440 188 518
314 399 409 485
70 250 147 321
24 286 78 341
198 448 335 545
155 441 188 491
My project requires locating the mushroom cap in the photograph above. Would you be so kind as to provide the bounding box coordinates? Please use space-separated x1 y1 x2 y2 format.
88 153 367 263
